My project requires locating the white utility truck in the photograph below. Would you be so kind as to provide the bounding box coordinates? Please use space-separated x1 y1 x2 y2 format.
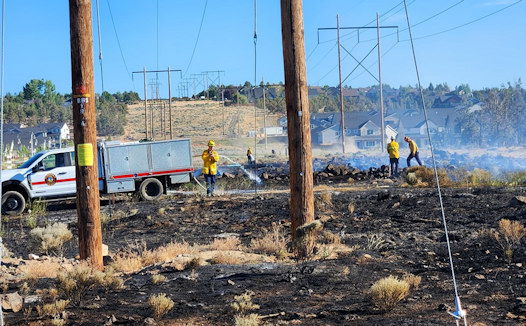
1 139 194 215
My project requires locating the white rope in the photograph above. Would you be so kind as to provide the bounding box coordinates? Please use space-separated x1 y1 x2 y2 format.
402 1 467 324
0 0 6 325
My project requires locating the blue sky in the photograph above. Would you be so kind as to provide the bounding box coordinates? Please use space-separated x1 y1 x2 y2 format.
3 0 525 97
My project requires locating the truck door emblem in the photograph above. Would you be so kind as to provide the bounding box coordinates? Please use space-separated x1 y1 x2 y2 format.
45 173 57 186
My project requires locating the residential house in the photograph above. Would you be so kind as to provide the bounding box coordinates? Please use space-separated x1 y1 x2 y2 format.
3 122 71 155
396 108 462 147
309 111 398 150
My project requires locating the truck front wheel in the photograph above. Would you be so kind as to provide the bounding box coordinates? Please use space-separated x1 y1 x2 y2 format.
138 178 163 201
2 191 26 215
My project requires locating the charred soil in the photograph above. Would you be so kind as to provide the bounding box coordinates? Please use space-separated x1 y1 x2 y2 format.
1 184 526 325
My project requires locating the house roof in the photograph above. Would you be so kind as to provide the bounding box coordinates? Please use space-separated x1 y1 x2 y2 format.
394 108 461 129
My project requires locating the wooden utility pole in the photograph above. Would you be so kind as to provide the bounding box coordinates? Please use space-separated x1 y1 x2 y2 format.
280 0 315 257
377 13 386 151
68 0 103 270
336 14 346 154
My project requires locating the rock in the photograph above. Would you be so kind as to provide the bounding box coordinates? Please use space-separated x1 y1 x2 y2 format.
24 294 42 304
102 244 109 257
2 292 23 312
511 196 526 206
28 254 40 260
144 317 157 325
214 233 240 239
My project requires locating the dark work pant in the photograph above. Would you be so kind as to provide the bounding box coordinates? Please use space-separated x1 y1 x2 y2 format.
389 158 399 176
407 151 423 167
204 174 216 195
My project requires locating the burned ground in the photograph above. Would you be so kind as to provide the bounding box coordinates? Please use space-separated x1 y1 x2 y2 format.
1 184 526 325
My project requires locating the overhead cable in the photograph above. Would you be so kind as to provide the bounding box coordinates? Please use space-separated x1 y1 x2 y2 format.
106 0 133 83
184 0 209 76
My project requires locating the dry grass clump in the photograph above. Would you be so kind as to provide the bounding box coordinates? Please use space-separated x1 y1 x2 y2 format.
232 291 260 326
148 293 174 320
490 219 526 262
207 237 241 251
465 169 494 187
405 166 451 187
369 275 410 311
315 192 333 212
318 230 341 245
250 223 288 259
20 260 62 280
184 257 203 270
231 291 260 313
234 314 260 326
504 170 526 186
151 274 167 284
111 241 197 273
30 223 73 255
36 299 69 317
57 263 123 305
110 252 144 273
365 234 387 251
347 202 356 214
142 241 197 265
209 253 243 265
403 273 422 290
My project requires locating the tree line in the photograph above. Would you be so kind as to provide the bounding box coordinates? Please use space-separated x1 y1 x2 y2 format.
2 79 140 136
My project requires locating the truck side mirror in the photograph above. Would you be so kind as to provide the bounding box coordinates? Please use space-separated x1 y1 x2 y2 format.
32 165 44 173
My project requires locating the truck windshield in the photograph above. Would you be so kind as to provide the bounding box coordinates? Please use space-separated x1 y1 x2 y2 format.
18 153 44 169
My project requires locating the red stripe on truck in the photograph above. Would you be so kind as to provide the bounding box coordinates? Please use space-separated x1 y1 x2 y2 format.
32 178 77 186
31 168 194 185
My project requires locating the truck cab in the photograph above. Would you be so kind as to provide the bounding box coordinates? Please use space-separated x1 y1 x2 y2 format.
2 148 77 215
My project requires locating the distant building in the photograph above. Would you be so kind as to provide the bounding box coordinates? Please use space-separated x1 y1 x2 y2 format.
279 106 464 150
3 122 71 154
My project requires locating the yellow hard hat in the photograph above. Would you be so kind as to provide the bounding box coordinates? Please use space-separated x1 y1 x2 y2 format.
208 140 215 146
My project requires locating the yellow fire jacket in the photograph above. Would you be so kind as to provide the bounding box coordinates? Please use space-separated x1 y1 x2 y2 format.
387 141 400 159
408 140 418 155
202 150 219 175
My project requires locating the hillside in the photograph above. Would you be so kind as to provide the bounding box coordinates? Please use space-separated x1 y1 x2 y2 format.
122 100 286 163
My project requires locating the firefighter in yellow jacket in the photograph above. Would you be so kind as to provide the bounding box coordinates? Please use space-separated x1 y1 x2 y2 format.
387 136 400 176
202 140 220 196
404 136 423 167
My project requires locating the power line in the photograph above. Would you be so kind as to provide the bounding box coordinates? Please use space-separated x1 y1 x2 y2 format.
406 0 523 41
360 0 466 42
309 43 337 72
317 0 411 45
184 0 209 75
105 0 133 83
306 43 319 61
347 41 399 83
